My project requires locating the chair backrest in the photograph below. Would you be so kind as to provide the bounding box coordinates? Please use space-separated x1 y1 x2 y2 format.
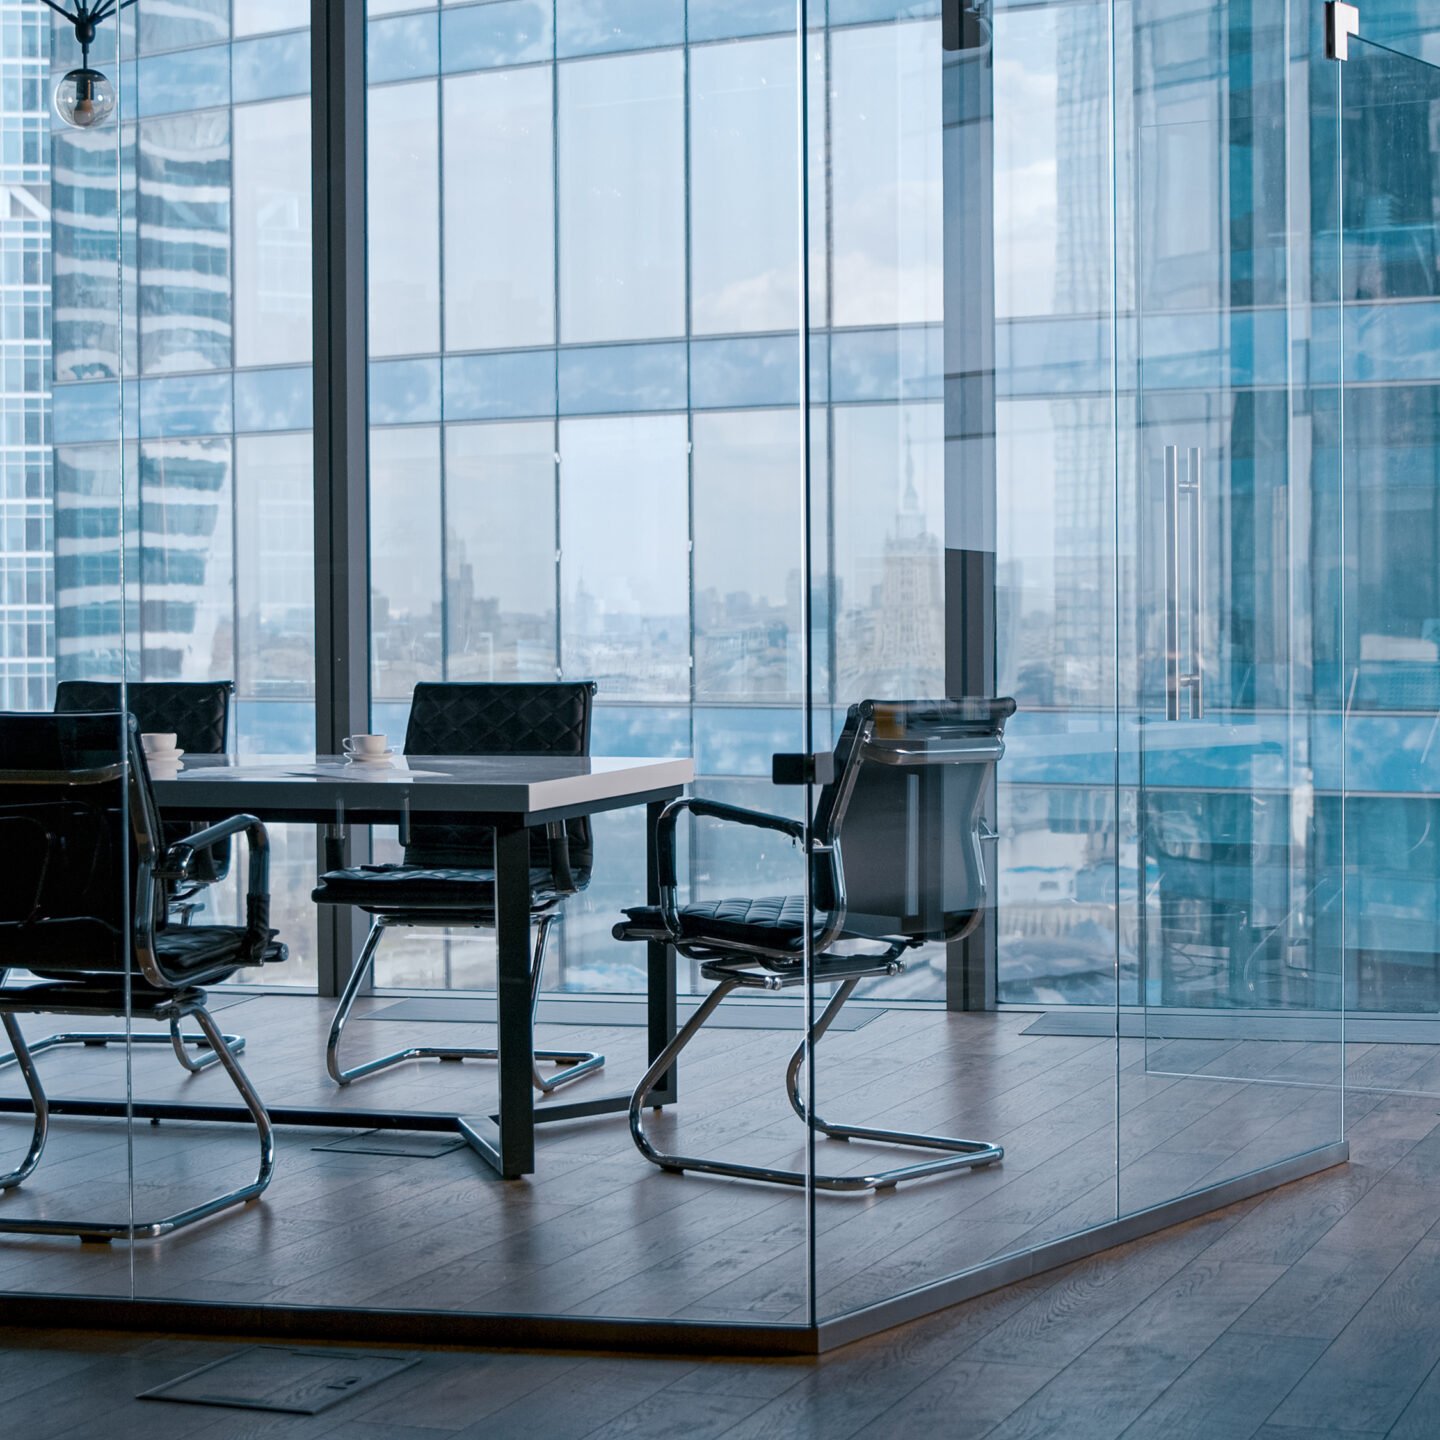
402 682 598 881
0 711 170 978
810 697 1016 944
54 679 233 755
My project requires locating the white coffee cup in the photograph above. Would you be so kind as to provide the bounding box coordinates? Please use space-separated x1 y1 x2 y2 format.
141 731 178 755
343 733 388 757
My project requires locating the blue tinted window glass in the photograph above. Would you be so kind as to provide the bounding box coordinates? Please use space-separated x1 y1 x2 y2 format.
830 326 943 402
138 0 228 53
236 700 317 756
686 0 795 41
233 32 311 102
441 1 551 70
694 706 804 778
591 705 691 757
369 700 413 747
691 336 800 410
136 45 230 117
996 316 1111 399
52 382 120 444
444 350 555 420
830 0 940 23
370 358 442 424
556 0 684 57
235 367 314 432
139 374 233 437
558 343 687 414
368 13 440 83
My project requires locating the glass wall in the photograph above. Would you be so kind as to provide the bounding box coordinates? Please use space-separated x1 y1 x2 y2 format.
0 0 1428 1347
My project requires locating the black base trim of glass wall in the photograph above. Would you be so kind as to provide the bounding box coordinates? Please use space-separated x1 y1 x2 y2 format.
0 1142 1347 1359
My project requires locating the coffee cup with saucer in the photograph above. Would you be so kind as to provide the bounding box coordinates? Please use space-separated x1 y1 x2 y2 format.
343 733 393 763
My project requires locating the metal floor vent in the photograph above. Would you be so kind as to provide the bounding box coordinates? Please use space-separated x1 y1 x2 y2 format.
140 1346 419 1415
314 1129 467 1158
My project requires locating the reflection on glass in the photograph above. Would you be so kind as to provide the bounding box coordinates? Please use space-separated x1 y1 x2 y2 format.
371 426 443 699
690 36 798 335
233 97 312 367
138 113 232 374
693 408 804 700
367 80 440 357
445 420 557 680
138 437 234 681
236 432 313 699
558 50 684 343
831 402 944 699
829 21 941 328
559 415 688 698
444 67 554 350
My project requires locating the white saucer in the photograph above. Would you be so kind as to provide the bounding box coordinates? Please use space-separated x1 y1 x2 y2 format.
143 748 185 764
148 759 185 772
344 749 395 763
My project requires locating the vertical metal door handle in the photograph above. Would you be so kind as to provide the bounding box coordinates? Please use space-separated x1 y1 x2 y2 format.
1186 447 1204 719
1164 445 1181 721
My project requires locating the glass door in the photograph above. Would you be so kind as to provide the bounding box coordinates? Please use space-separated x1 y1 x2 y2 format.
1120 0 1345 1212
1337 35 1440 1030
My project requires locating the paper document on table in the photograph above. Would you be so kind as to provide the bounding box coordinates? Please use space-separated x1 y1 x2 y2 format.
283 765 451 780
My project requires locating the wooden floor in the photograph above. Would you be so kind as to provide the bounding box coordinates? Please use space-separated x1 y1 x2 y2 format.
0 994 1357 1321
0 996 1438 1434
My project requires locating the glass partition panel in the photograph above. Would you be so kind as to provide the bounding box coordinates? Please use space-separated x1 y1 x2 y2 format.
113 5 314 1308
1115 0 1344 1216
354 0 814 1328
1338 35 1440 1109
0 0 135 1293
807 0 1122 1323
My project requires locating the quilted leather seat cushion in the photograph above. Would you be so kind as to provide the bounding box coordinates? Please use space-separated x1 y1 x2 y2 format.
24 925 285 987
616 895 813 952
313 864 568 912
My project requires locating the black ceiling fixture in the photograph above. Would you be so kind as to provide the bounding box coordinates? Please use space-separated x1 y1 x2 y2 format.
43 0 137 129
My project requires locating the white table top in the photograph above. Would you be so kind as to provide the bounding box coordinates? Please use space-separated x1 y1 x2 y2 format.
149 753 694 822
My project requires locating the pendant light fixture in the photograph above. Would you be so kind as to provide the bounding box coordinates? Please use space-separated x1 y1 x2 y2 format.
44 0 137 130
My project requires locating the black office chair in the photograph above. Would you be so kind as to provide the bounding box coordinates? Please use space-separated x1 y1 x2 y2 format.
615 696 1015 1192
54 680 236 900
0 711 287 1240
312 681 605 1094
1 680 244 1077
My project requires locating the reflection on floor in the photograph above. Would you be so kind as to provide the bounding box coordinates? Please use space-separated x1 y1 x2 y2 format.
0 996 1366 1321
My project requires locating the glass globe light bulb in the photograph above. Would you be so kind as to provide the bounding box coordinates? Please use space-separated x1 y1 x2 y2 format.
54 68 115 130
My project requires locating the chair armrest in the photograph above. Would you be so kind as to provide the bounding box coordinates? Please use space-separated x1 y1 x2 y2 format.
159 813 275 964
653 798 804 937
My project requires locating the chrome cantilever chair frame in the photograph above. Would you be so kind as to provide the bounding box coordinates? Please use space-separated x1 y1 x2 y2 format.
622 699 1013 1193
327 908 603 1094
314 681 606 1098
0 718 283 1241
3 680 247 1074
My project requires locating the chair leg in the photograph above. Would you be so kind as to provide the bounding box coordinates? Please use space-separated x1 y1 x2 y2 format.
782 979 1003 1190
0 1001 275 1241
628 978 1002 1192
326 915 605 1092
529 915 605 1094
0 1016 47 1190
0 1027 246 1074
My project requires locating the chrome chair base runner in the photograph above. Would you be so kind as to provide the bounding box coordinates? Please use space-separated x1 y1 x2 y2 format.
0 998 275 1241
629 960 1003 1193
327 912 604 1095
0 1021 245 1076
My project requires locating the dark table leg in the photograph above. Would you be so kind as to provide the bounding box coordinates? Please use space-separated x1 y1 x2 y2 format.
459 823 535 1178
645 799 678 1106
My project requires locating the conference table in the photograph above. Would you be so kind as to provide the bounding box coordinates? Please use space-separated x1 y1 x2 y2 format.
2 753 692 1180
